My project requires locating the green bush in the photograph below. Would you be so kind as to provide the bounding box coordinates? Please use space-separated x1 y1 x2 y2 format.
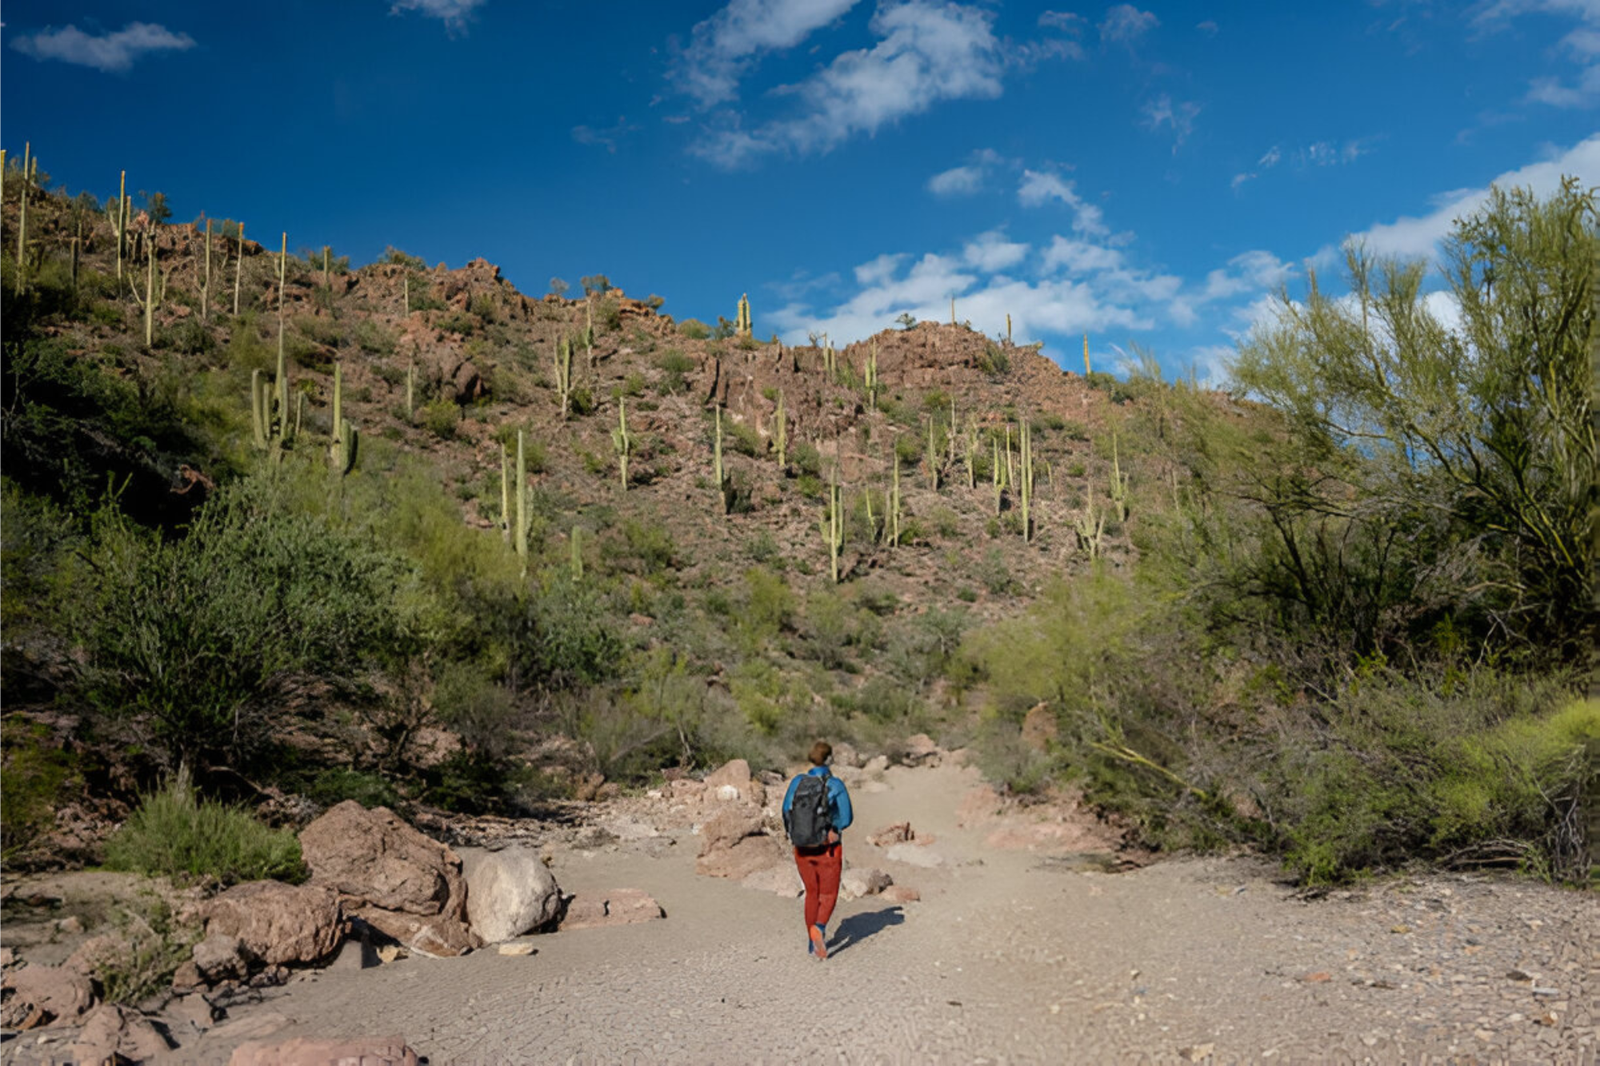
422 397 459 437
679 319 711 340
104 775 305 885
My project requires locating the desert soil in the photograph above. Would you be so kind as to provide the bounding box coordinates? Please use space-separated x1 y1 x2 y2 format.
14 762 1596 1065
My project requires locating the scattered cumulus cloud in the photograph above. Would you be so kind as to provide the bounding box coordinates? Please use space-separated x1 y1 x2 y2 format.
1258 145 1283 167
928 165 986 195
1039 10 1088 31
571 118 640 153
962 229 1030 272
390 0 487 33
9 22 195 72
674 0 861 108
1100 4 1160 44
693 1 1008 166
1196 19 1220 35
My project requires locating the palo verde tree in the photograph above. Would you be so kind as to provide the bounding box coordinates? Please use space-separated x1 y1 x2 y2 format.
1230 178 1597 666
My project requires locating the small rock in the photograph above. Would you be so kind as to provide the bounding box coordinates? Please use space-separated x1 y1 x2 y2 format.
840 868 893 901
462 846 562 943
1301 972 1331 983
560 889 666 929
192 932 249 984
867 823 915 847
862 755 889 776
1 963 96 1029
55 915 84 936
1178 1043 1216 1062
1531 987 1560 997
881 885 920 904
497 940 538 956
167 993 219 1035
202 881 343 967
1390 924 1410 934
901 734 941 766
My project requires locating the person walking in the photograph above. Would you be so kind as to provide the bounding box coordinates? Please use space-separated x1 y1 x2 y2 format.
782 740 853 960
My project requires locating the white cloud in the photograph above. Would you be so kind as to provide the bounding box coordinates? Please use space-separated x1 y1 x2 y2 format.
1258 145 1282 167
1100 4 1160 43
1474 0 1600 105
1017 169 1110 236
855 253 907 285
1141 94 1201 150
1196 19 1220 35
928 165 985 195
390 0 487 33
10 22 195 72
1042 236 1125 274
1355 133 1600 256
693 1 1007 164
1201 250 1294 301
1231 172 1257 192
962 230 1030 272
1039 10 1088 32
675 0 862 108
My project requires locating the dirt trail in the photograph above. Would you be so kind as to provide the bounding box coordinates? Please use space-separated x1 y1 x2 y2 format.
175 763 1595 1065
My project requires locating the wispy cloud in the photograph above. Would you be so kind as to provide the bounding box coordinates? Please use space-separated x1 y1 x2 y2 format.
693 1 1010 165
9 22 195 73
1141 94 1201 150
674 0 862 109
963 229 1030 272
1351 132 1600 256
390 0 487 34
571 118 641 153
1017 169 1109 236
1100 4 1160 44
1474 0 1600 105
926 147 1004 196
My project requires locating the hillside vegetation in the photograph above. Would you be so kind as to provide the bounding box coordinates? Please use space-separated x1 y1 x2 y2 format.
1 150 1594 885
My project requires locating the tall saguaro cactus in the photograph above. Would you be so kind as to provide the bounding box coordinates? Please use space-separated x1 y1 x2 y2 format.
713 406 726 511
774 390 787 468
276 233 288 398
1019 418 1034 542
500 442 511 544
612 398 632 490
924 416 940 490
232 222 245 316
736 293 752 338
1109 432 1129 522
200 218 213 322
553 336 573 417
1083 333 1091 377
820 466 844 583
890 447 902 547
15 142 30 274
130 234 165 348
865 339 879 406
329 362 358 476
515 430 529 573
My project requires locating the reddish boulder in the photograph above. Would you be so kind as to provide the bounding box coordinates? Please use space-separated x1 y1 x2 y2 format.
67 1004 171 1064
299 802 466 917
560 889 665 930
696 806 786 881
200 881 343 967
0 963 96 1029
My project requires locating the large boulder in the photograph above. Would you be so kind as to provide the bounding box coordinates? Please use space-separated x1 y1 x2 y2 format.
229 1036 420 1066
0 963 96 1029
695 806 786 880
740 864 803 897
703 759 765 806
300 801 480 957
67 1004 171 1064
300 801 465 916
461 848 561 943
200 881 343 967
560 889 665 930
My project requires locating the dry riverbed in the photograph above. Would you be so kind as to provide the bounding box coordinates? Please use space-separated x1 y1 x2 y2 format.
4 760 1595 1064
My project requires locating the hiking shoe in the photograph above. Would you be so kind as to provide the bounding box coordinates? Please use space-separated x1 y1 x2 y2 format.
809 924 827 961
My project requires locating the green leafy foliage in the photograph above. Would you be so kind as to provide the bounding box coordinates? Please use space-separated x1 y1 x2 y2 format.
104 774 305 885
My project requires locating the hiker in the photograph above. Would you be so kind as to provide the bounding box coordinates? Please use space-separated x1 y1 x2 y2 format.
781 740 853 960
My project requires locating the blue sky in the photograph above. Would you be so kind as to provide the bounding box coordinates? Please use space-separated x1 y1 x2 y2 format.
3 0 1597 378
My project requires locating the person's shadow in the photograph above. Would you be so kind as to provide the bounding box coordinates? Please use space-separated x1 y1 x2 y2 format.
828 905 904 956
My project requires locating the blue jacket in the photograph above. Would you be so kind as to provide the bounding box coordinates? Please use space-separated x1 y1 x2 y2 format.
781 766 853 836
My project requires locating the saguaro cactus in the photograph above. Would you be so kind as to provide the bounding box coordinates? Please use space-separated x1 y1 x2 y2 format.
865 339 879 406
924 416 941 490
585 301 595 369
1073 493 1105 559
129 235 165 348
329 362 358 476
570 527 584 581
1019 418 1034 542
736 293 752 338
232 222 245 316
1109 433 1129 522
891 448 902 547
405 364 416 420
553 336 573 417
992 437 1004 515
820 466 844 583
515 430 529 572
276 232 288 388
1006 312 1012 344
1083 333 1091 377
612 398 632 490
713 407 726 511
15 142 30 273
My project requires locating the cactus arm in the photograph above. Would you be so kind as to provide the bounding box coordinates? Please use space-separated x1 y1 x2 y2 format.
232 222 244 316
612 398 631 490
515 430 528 571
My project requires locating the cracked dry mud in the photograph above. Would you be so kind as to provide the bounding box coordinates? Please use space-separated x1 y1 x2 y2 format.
181 763 1596 1065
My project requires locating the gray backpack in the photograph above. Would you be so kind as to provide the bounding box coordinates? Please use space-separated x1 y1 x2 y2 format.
786 771 833 849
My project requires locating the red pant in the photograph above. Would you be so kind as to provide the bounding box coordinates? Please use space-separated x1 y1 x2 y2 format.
794 843 842 928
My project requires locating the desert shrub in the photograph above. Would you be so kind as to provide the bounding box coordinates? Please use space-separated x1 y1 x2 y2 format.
434 660 518 757
384 247 426 269
352 320 396 355
678 318 711 340
654 350 694 394
0 722 84 864
421 397 459 437
727 419 763 457
93 895 200 1006
791 442 822 477
73 475 418 765
299 768 399 810
104 774 305 885
977 343 1010 375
